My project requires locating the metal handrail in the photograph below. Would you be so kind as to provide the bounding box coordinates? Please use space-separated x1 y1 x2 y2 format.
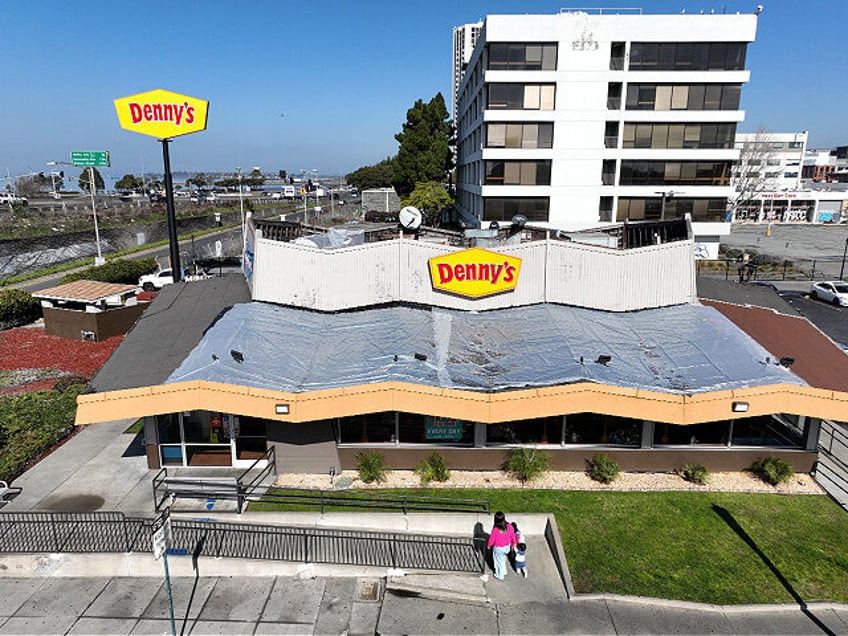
257 487 490 514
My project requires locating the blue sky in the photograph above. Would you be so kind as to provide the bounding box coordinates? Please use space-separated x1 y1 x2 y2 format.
1 0 846 185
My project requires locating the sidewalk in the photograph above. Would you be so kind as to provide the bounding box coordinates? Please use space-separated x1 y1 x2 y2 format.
2 419 847 635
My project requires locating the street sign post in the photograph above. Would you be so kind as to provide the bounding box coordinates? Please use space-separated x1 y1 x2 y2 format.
70 151 110 167
152 507 177 635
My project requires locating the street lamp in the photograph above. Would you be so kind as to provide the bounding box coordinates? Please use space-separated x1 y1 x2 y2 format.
655 190 678 221
839 237 848 281
236 167 245 256
49 161 104 264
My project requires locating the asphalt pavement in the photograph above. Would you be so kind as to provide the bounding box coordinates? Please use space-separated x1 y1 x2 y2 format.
2 419 847 634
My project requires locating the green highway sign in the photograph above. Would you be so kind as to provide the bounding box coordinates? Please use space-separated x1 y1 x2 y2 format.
70 151 110 167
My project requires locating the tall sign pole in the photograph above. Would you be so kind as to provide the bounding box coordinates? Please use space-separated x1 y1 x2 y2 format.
160 140 181 280
68 151 110 266
114 89 209 284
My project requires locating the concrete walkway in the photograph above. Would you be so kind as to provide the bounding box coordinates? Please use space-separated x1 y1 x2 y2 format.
2 419 847 635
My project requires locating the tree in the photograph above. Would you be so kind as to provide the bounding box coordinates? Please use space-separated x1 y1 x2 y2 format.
115 174 143 192
185 172 208 192
14 175 46 198
78 167 105 193
392 92 453 197
402 181 454 226
346 157 395 191
278 170 288 180
730 128 778 220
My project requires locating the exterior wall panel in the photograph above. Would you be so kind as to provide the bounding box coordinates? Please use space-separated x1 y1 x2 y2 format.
251 237 696 312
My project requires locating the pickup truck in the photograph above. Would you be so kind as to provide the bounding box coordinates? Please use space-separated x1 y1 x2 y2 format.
139 268 211 291
139 268 183 291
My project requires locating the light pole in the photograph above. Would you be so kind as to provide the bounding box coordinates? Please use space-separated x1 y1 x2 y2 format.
655 190 677 221
839 237 848 281
49 161 103 264
236 167 245 256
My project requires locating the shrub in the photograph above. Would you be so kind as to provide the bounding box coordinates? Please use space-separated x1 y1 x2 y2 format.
681 463 710 485
0 288 42 327
587 453 619 484
750 457 793 486
506 447 551 483
61 257 158 285
415 452 451 485
357 451 389 484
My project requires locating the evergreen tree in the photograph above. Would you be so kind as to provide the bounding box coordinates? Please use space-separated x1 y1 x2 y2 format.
392 93 453 197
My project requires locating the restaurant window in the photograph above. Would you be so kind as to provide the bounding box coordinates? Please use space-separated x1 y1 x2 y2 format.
654 421 729 446
338 412 397 444
563 414 641 446
486 417 563 445
399 413 474 446
731 415 804 447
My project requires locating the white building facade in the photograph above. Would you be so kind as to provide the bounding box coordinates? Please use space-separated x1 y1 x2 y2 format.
452 21 483 119
453 9 759 259
733 131 807 192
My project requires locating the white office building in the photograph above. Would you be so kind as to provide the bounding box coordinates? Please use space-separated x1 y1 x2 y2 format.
452 21 483 119
453 8 759 258
733 131 807 192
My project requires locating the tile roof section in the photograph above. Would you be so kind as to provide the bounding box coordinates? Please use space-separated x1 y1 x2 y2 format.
702 299 848 393
33 280 138 302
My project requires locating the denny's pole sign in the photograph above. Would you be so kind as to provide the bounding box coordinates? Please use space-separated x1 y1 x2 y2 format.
114 89 208 138
428 248 521 299
114 89 209 285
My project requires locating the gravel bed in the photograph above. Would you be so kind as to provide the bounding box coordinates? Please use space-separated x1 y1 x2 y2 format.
275 470 824 495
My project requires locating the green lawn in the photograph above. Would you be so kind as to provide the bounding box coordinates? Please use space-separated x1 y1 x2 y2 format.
252 488 848 605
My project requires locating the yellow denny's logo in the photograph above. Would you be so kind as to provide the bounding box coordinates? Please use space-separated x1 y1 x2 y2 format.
429 248 521 299
114 89 208 139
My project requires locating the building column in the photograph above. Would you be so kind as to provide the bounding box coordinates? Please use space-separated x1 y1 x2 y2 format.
804 417 821 451
474 422 486 448
641 420 654 449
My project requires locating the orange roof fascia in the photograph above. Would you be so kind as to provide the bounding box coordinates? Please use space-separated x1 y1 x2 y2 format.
75 380 848 427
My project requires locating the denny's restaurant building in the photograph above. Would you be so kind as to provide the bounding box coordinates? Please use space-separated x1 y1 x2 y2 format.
76 229 848 474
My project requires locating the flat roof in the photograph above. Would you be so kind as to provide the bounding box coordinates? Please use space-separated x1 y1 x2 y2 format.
88 274 252 393
165 301 804 397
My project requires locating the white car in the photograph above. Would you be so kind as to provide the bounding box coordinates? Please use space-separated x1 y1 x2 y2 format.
139 268 184 291
809 280 848 306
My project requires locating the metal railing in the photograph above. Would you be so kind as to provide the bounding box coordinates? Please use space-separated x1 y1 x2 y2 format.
815 421 848 508
152 447 276 512
255 488 490 514
0 512 485 573
696 257 848 282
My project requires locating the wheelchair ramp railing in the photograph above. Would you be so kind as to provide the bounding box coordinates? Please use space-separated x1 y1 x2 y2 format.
0 511 485 573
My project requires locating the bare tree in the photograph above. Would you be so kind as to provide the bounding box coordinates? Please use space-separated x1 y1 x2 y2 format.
729 127 777 220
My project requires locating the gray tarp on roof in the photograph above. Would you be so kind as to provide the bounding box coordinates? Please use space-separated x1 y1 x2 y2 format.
166 302 805 396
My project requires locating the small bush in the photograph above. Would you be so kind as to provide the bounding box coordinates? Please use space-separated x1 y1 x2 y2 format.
506 447 551 483
415 452 451 485
0 288 42 327
357 451 389 484
587 453 619 484
61 257 158 285
750 457 793 486
681 463 710 485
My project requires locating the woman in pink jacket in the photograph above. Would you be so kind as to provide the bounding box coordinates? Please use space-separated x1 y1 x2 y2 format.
487 511 516 580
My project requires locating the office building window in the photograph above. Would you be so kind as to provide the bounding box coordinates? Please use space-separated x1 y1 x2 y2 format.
486 122 554 148
629 42 747 70
488 84 556 110
626 84 741 110
610 42 625 70
622 123 735 149
488 43 557 70
483 197 549 222
617 197 727 222
599 196 613 222
607 83 622 110
485 160 551 185
602 160 616 185
604 121 619 148
619 161 731 186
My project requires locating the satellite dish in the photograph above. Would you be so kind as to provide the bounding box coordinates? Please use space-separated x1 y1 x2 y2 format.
399 206 422 230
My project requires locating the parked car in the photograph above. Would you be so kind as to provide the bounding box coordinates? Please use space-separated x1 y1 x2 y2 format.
809 280 848 306
0 192 28 205
139 268 185 291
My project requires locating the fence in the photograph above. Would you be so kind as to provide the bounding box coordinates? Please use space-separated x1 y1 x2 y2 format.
815 421 848 508
0 511 485 573
696 257 848 282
